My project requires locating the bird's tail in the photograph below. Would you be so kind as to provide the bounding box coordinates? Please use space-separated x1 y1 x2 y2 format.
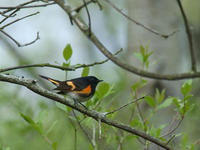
39 75 60 86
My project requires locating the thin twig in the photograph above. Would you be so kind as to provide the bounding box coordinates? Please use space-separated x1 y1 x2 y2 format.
0 9 17 24
74 126 77 150
105 96 144 116
103 0 177 39
0 48 122 73
2 0 38 14
83 0 91 36
92 120 97 149
1 12 40 29
161 112 179 137
73 0 94 12
98 118 101 139
0 30 40 47
176 0 196 72
161 115 184 137
0 63 73 73
0 2 56 10
165 135 176 146
72 110 96 149
67 113 78 150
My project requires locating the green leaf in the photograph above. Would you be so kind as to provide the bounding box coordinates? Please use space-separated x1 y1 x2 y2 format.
155 89 165 104
132 79 147 92
81 67 90 77
52 142 57 150
140 45 145 56
157 97 173 110
62 62 70 67
131 82 140 92
189 144 195 150
181 80 192 96
55 102 68 113
63 44 72 61
134 52 143 62
181 133 188 149
46 120 58 135
2 147 11 150
20 112 42 135
20 112 35 125
173 98 181 109
144 96 155 107
97 82 110 98
38 110 48 124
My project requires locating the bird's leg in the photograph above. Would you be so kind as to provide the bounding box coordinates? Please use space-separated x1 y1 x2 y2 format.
73 99 88 110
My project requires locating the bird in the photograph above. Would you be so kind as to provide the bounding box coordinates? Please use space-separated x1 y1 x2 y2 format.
39 75 103 107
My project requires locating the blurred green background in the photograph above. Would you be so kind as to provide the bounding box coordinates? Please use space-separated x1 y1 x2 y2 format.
0 0 200 149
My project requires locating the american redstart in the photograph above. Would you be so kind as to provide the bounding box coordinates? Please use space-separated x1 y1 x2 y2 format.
39 75 103 104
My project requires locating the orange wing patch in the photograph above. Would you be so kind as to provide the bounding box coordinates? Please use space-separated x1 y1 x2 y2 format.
66 81 76 90
75 85 91 95
48 79 60 85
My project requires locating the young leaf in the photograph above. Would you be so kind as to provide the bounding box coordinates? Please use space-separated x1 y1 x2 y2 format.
62 62 70 67
181 80 192 96
97 82 110 98
63 44 73 61
81 67 90 77
157 97 173 110
181 133 188 150
46 120 58 135
2 147 11 150
52 142 57 150
20 112 35 125
20 112 43 135
134 52 143 62
144 96 155 107
55 102 68 113
155 89 165 104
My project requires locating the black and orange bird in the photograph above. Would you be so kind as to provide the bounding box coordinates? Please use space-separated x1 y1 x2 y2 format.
39 75 103 104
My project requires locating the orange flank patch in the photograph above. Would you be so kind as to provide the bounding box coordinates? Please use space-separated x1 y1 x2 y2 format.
48 79 59 85
66 81 76 90
75 85 91 95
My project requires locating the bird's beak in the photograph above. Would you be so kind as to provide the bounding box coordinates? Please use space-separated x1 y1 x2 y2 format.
99 80 103 82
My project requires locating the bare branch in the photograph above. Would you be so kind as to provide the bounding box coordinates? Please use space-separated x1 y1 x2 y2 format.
176 0 196 72
162 116 184 138
74 109 97 149
2 0 38 14
73 0 93 12
103 0 177 39
0 30 40 47
0 74 173 150
83 0 91 36
165 135 176 146
53 0 200 80
0 2 56 10
0 9 18 24
0 49 122 73
105 96 144 116
1 12 40 29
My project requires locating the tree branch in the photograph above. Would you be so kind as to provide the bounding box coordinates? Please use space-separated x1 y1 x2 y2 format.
105 96 144 116
0 48 122 73
103 0 177 39
1 0 39 14
0 74 172 150
176 0 196 72
0 30 40 47
0 2 56 10
83 0 91 36
1 12 40 29
52 0 200 80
